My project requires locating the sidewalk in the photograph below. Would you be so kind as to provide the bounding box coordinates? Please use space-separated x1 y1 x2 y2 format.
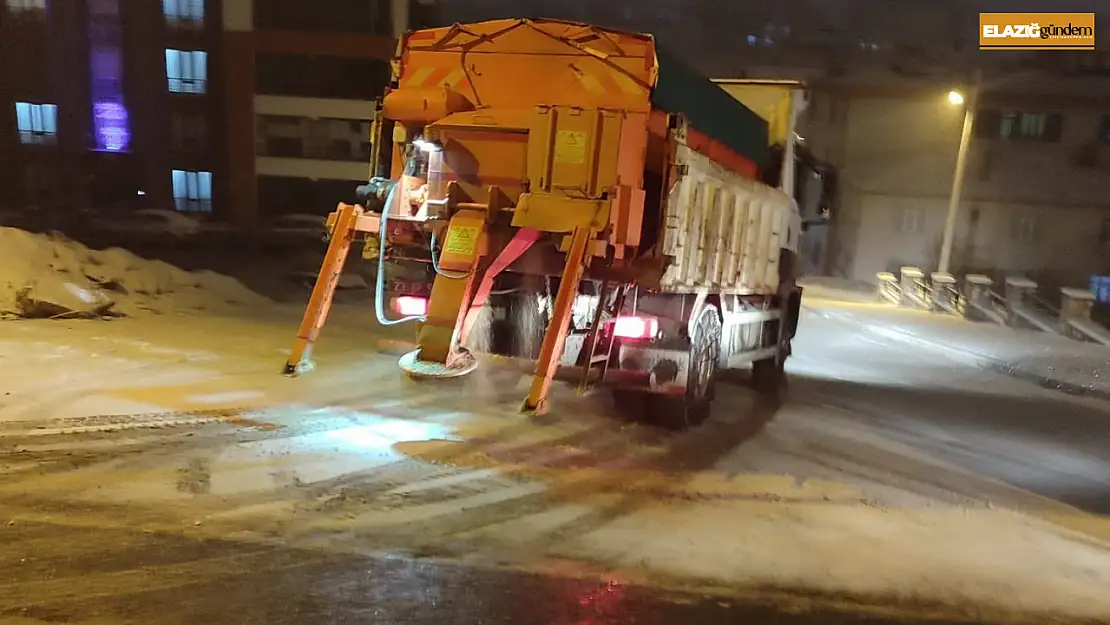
803 295 1110 401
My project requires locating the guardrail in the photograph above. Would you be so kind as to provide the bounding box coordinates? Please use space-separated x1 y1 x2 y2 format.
874 267 1110 346
898 266 932 309
1059 287 1110 345
876 272 901 305
930 272 964 316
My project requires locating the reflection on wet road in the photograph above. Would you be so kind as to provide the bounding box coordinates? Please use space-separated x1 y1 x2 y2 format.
0 520 983 625
4 306 1110 623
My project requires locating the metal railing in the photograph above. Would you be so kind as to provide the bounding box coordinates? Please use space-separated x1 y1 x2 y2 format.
1026 292 1061 319
871 267 1110 347
933 281 965 316
877 272 901 305
985 290 1008 322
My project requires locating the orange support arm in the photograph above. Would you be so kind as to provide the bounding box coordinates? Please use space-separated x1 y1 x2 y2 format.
522 227 592 415
284 203 363 376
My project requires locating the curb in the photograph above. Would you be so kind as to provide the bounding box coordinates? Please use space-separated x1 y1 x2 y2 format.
984 360 1110 402
804 303 1110 403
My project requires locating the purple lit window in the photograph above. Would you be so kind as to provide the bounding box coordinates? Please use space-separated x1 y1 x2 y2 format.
87 0 130 152
93 100 131 152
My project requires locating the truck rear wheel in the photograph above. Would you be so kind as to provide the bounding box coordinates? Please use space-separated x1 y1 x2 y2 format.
645 304 721 430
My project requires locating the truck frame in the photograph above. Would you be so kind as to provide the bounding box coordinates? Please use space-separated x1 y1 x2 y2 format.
283 19 821 427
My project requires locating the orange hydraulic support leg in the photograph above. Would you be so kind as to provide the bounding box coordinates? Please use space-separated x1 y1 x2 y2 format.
284 203 361 376
522 227 592 415
458 227 540 347
413 209 488 367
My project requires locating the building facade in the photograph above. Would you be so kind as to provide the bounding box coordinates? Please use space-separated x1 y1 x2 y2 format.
801 75 1110 289
0 0 436 227
222 0 431 228
687 0 1110 288
0 0 225 216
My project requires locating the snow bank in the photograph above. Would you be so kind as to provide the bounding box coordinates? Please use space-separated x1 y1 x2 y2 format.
809 298 1110 399
891 318 1110 399
0 227 269 319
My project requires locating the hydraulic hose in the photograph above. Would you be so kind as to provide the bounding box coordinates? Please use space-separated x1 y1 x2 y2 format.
374 183 426 326
429 229 471 280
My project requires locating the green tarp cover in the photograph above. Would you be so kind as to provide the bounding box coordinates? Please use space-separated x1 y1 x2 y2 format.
650 44 770 168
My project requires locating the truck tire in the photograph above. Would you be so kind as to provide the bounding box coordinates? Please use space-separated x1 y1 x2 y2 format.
645 304 722 430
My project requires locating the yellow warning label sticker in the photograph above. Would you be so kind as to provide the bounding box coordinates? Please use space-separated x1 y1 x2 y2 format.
554 130 587 164
443 225 479 256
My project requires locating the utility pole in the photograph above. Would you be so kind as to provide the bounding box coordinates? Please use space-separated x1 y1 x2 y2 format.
937 69 982 275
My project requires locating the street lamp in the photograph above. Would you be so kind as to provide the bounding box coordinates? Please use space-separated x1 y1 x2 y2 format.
937 71 982 275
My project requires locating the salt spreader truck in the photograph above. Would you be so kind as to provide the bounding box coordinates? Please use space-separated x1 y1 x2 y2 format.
284 18 822 427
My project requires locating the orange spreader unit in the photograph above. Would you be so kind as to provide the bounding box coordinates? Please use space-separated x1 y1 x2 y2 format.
283 19 772 415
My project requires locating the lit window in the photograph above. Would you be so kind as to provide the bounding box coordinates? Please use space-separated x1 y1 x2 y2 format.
6 0 46 11
14 102 58 145
163 0 204 24
172 169 213 212
165 49 207 94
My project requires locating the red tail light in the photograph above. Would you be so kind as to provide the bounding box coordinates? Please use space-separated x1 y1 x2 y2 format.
394 296 427 316
612 316 658 340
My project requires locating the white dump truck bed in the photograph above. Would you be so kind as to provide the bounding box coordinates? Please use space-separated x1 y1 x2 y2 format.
658 141 800 295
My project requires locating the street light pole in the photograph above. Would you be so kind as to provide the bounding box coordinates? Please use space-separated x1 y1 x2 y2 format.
937 71 981 275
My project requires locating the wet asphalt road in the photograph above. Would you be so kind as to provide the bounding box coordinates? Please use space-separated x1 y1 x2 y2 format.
795 306 1110 517
795 375 1110 516
3 309 1110 623
0 519 995 625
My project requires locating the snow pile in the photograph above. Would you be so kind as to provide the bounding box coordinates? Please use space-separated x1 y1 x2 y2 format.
0 227 270 319
807 298 1110 398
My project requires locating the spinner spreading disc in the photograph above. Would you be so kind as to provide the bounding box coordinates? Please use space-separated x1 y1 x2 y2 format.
398 348 479 379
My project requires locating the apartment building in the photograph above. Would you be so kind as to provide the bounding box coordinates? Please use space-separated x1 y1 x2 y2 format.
0 0 223 215
0 0 438 227
223 0 437 227
801 74 1110 288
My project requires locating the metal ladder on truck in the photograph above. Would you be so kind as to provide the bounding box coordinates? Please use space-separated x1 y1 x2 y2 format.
576 280 631 394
